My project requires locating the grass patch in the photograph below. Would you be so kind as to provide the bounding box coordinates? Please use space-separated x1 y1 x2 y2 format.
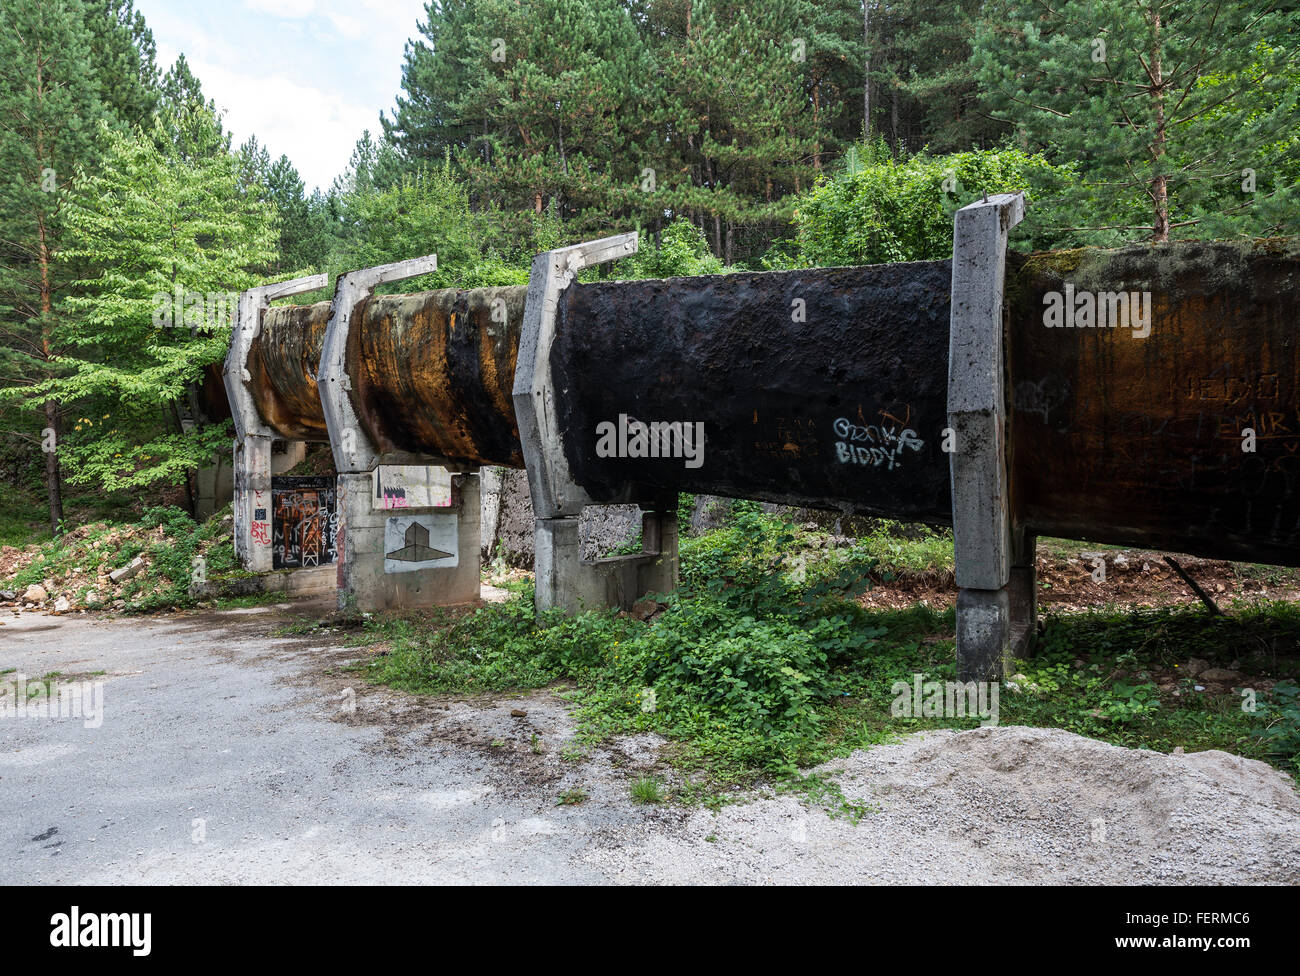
630 776 665 804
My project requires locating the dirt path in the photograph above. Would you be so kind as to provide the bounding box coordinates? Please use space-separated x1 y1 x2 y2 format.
2 604 1297 884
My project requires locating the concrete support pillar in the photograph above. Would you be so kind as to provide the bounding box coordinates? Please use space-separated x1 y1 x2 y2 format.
334 470 481 612
512 231 681 614
233 434 273 571
318 254 482 612
533 508 678 614
947 192 1029 681
223 273 327 572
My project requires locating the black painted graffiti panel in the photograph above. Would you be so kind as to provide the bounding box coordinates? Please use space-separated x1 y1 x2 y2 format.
271 476 337 569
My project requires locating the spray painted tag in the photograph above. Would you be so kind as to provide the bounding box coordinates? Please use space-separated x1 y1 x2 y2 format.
372 465 452 510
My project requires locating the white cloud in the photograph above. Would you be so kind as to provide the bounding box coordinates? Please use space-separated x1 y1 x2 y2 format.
138 0 427 191
244 0 319 17
189 58 377 190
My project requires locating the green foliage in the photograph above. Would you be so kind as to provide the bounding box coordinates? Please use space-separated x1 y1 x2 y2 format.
974 0 1300 243
360 508 1300 793
8 109 277 493
629 776 665 804
330 155 538 292
1256 680 1300 772
366 505 885 782
617 220 732 279
1004 605 1300 767
774 143 1071 267
2 503 238 610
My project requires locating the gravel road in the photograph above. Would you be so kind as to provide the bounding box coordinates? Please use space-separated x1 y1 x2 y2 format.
2 603 1297 885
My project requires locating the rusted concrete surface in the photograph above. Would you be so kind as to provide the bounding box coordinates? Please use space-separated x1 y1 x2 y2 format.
1007 241 1300 566
347 286 527 467
245 301 332 441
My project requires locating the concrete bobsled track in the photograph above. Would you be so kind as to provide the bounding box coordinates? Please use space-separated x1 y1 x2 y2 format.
220 193 1300 679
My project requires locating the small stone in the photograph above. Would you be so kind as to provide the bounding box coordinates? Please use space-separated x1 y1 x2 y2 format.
85 590 101 606
630 599 659 621
53 597 70 613
108 556 145 583
1184 658 1209 677
22 584 48 603
0 590 15 601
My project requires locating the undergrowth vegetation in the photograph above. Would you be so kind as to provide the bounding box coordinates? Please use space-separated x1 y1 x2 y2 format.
358 504 1300 797
1 504 240 611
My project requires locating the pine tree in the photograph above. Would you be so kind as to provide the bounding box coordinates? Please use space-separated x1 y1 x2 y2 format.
156 53 229 163
84 0 159 129
870 0 1008 154
0 0 110 533
974 0 1300 243
266 155 332 274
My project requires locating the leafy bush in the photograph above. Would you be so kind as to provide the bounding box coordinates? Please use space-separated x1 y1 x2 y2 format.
616 218 733 279
368 505 884 777
1256 680 1300 772
771 141 1072 268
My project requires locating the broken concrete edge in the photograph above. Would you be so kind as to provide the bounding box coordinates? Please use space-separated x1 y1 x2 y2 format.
946 193 1034 680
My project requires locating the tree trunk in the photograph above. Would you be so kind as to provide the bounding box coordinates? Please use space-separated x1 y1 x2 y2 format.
37 210 63 536
863 1 872 136
1150 9 1169 243
891 84 900 157
43 400 63 535
812 81 822 171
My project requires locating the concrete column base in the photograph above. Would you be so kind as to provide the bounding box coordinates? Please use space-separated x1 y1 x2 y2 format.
335 471 481 612
1008 529 1038 660
534 509 679 615
956 532 1037 681
956 587 1011 682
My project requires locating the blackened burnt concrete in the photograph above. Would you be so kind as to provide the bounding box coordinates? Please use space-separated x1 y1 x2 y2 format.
552 262 954 522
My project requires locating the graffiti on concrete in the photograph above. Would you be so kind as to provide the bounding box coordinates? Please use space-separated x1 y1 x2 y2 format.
384 514 458 573
833 416 924 471
271 476 337 569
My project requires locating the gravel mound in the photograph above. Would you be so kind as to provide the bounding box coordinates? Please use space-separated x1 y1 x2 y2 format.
588 726 1300 884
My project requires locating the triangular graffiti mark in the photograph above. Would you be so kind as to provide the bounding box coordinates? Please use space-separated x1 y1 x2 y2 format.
385 521 454 563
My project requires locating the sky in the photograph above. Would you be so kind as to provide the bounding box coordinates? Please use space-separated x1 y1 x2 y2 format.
134 0 429 192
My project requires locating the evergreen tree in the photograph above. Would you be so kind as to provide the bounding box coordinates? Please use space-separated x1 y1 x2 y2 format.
266 155 333 274
157 53 229 162
84 0 159 129
24 109 279 503
871 0 1008 154
974 0 1300 243
0 0 110 532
